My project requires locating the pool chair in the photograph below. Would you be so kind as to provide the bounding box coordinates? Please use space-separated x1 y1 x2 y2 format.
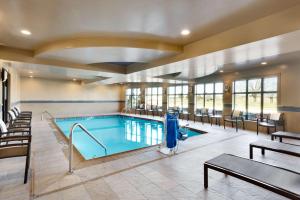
194 108 210 124
0 134 32 184
146 105 155 116
13 107 32 118
0 119 31 137
209 110 223 126
135 104 145 115
256 113 284 135
204 154 300 199
156 106 164 117
179 108 190 121
223 110 245 132
14 106 32 117
12 108 32 121
8 111 31 128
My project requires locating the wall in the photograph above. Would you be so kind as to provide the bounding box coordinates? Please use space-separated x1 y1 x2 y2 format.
20 77 125 117
127 61 300 132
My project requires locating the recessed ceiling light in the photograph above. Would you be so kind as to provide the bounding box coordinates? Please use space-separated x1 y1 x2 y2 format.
29 75 33 78
73 78 77 81
261 62 267 65
21 29 31 35
29 71 33 74
219 70 224 73
181 29 190 36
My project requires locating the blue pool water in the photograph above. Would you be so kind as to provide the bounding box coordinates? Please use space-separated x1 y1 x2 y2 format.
55 115 201 160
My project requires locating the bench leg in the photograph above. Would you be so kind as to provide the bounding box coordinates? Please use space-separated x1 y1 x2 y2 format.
271 135 274 140
250 145 253 159
261 148 265 156
279 137 282 142
204 165 208 188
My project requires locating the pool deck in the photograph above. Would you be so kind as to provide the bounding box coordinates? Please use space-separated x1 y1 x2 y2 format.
0 113 299 200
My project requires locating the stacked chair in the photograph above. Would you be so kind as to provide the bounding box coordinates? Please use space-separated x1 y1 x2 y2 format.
0 106 32 184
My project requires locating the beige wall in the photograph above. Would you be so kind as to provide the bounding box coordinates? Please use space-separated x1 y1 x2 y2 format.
20 77 125 117
127 61 300 132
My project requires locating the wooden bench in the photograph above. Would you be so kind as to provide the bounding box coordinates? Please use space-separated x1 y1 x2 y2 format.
204 154 300 199
249 139 300 159
271 131 300 142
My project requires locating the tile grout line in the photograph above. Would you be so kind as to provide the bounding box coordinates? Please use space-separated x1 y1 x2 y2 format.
33 132 245 199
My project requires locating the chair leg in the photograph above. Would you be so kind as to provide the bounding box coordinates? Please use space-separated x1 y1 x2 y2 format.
261 148 265 155
224 121 226 129
24 150 31 184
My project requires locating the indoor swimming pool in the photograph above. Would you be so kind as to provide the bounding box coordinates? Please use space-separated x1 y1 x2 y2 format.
55 115 202 160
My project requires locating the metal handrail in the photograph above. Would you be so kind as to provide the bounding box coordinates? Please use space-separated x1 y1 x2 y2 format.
41 111 54 120
68 123 107 173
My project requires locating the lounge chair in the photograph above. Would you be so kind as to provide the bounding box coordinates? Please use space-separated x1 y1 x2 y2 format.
8 111 31 127
204 154 300 199
12 107 32 118
0 120 31 136
257 113 284 135
249 139 300 159
14 106 32 117
0 134 31 183
271 131 300 142
194 108 210 124
11 109 32 121
223 110 245 132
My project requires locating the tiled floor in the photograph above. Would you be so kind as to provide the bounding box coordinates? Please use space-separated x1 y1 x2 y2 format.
0 113 299 200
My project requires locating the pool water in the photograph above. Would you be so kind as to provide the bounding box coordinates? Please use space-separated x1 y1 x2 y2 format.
55 115 201 160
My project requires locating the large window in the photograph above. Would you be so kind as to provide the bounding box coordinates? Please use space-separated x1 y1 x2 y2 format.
194 82 224 111
125 88 141 108
168 85 188 110
145 87 163 108
232 76 278 119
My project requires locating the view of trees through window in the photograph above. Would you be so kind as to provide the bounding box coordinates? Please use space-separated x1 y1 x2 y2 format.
145 87 163 108
125 88 141 108
194 82 223 111
232 76 278 119
167 85 188 110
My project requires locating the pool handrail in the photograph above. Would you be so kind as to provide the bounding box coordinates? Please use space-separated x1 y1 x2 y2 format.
68 122 107 173
41 110 54 120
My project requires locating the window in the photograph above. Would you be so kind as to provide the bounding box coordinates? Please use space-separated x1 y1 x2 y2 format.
232 76 278 119
168 85 188 110
125 88 141 108
194 82 223 111
145 87 163 108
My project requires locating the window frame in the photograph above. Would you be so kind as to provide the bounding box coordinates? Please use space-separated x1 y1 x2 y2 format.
194 82 224 111
125 88 141 108
167 85 189 110
232 76 278 120
145 87 163 108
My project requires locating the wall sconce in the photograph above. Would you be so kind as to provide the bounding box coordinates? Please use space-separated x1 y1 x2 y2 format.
224 84 230 93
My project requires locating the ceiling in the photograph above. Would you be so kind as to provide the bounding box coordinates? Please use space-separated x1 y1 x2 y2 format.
1 0 300 84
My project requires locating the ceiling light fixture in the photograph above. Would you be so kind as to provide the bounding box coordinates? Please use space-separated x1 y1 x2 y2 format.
181 29 190 36
29 75 33 78
21 29 31 35
219 70 224 73
73 78 77 81
261 61 267 65
29 71 33 74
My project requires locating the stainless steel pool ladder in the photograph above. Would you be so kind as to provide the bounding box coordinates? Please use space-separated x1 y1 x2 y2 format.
41 110 54 120
69 123 107 173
